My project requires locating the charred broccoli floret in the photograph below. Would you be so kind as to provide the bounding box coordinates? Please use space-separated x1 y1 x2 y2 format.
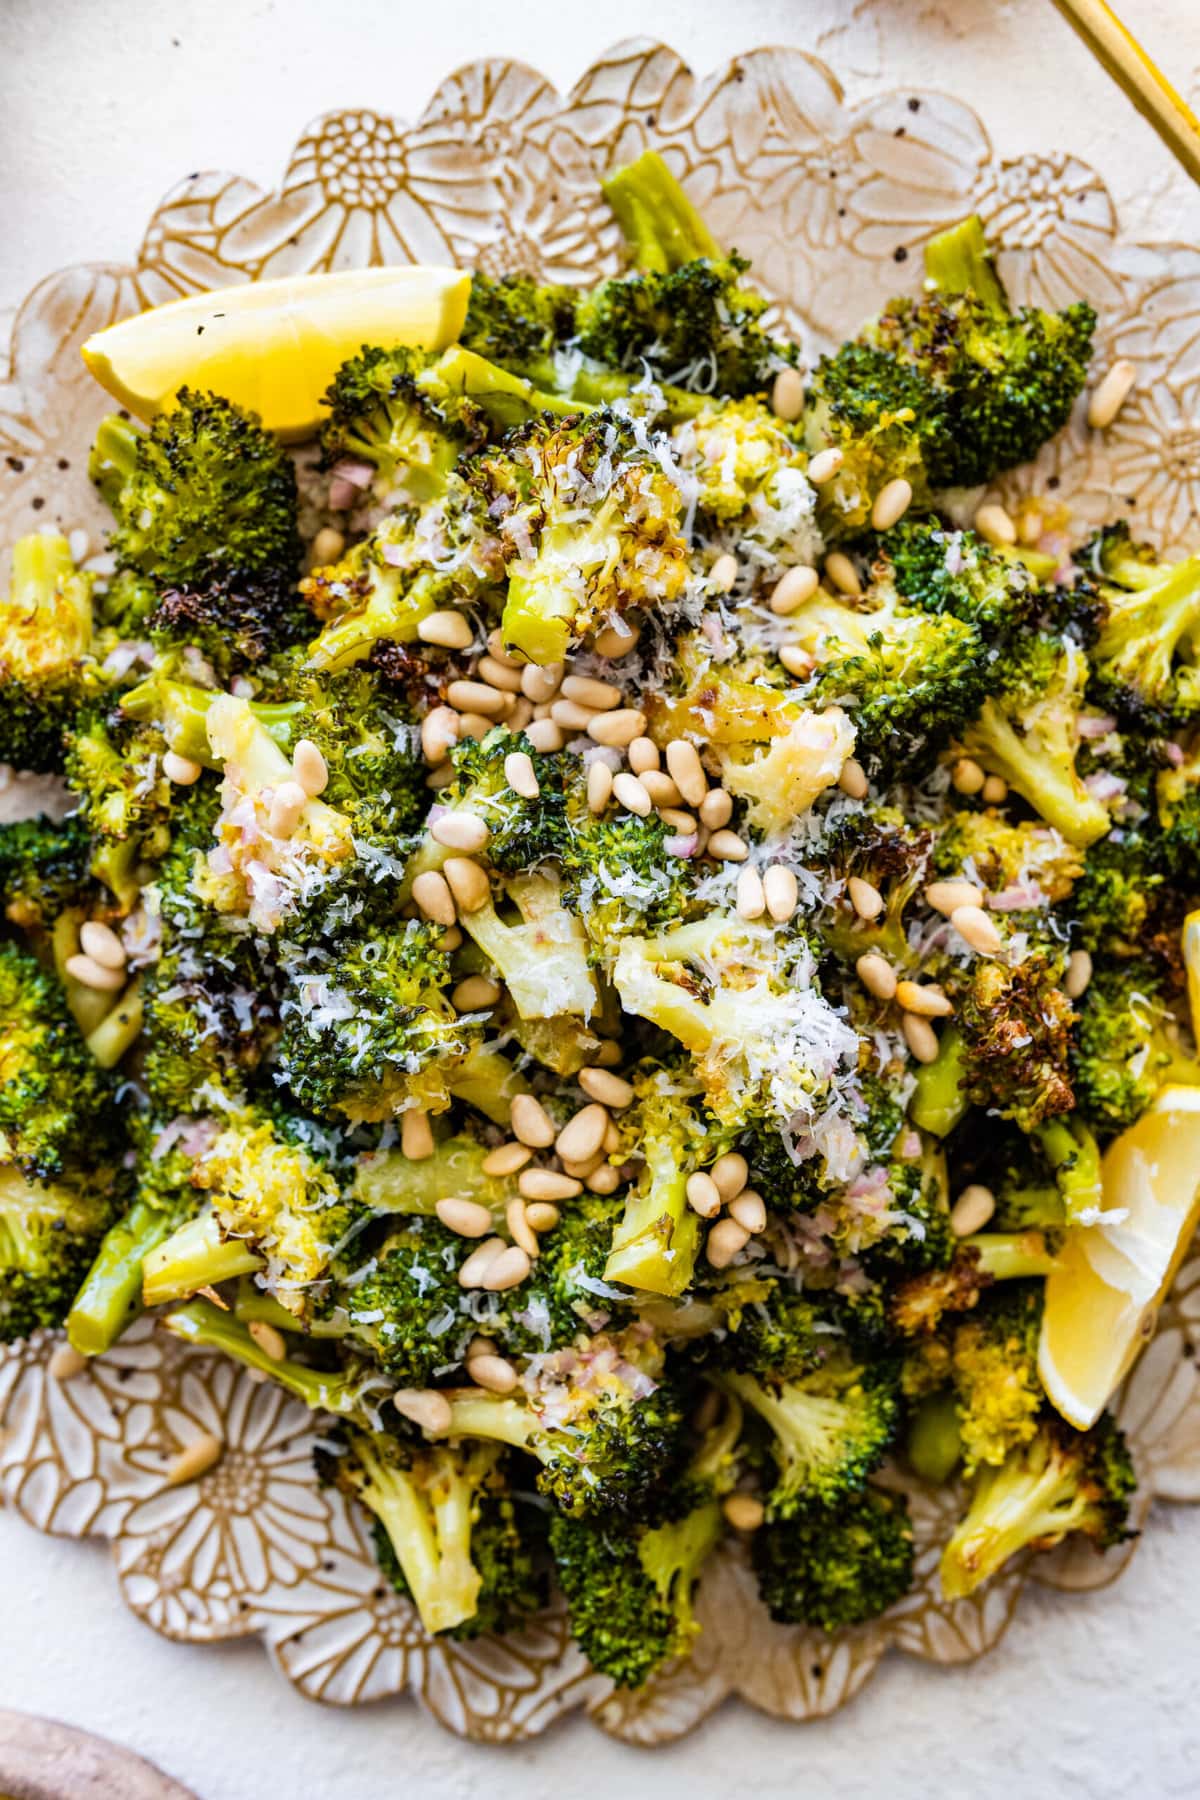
953 949 1076 1131
883 518 1044 638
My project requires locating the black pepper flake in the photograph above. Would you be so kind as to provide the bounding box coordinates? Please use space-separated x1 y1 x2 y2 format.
30 496 44 510
893 246 909 263
5 456 24 472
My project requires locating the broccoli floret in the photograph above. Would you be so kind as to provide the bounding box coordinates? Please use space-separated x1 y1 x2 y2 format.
460 271 579 372
0 940 117 1181
89 390 301 590
317 1215 474 1385
1083 525 1200 728
0 810 92 931
889 1233 1056 1337
669 400 819 580
933 807 1083 907
752 1484 914 1631
493 1190 631 1356
1072 957 1197 1133
709 705 856 840
940 1413 1135 1598
0 1165 122 1343
1156 734 1200 879
883 518 1044 638
602 1064 729 1297
146 570 310 683
560 770 693 947
819 805 934 966
949 1283 1044 1476
953 949 1076 1131
0 533 99 772
957 634 1112 847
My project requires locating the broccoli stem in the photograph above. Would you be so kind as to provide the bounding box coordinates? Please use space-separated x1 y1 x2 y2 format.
604 1129 699 1298
940 1443 1090 1598
906 1391 963 1485
965 697 1111 847
602 151 721 274
351 1435 482 1634
431 346 582 426
1036 1119 1103 1224
909 1027 970 1136
66 1196 179 1355
142 1210 265 1307
923 216 1007 312
85 977 143 1069
444 1045 532 1125
121 676 300 766
233 1280 299 1331
11 532 94 645
353 1134 510 1217
966 1230 1058 1281
164 1299 366 1417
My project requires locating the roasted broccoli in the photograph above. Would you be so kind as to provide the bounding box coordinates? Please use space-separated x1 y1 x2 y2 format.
0 533 98 772
752 1484 914 1631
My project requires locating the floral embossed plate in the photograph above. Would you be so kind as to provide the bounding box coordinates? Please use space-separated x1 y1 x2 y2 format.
3 35 1200 1744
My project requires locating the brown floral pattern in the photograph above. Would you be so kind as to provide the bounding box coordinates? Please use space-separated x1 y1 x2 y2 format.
2 35 1200 1741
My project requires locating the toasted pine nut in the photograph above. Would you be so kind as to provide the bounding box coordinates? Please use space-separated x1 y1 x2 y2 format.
729 1189 767 1234
698 787 732 829
48 1343 88 1381
901 1012 940 1063
439 925 463 951
856 951 897 1000
447 679 508 718
506 1197 540 1260
628 736 660 774
807 446 844 485
482 1245 532 1292
481 1141 532 1177
467 1353 518 1395
166 1432 223 1487
708 829 749 862
268 780 308 838
521 662 563 703
508 697 534 732
763 865 799 922
586 760 614 813
778 644 815 680
485 630 522 670
950 904 1003 955
248 1320 287 1361
588 708 647 748
551 698 598 732
925 879 984 917
951 756 986 796
311 526 345 564
593 623 640 658
289 738 328 799
973 502 1016 547
452 975 501 1012
162 750 202 785
981 774 1008 805
1018 507 1044 547
393 1389 452 1435
442 856 491 914
896 980 953 1018
562 675 622 710
431 810 490 853
1064 948 1093 999
401 1110 434 1160
686 1171 723 1218
871 477 913 532
511 1094 556 1148
771 367 805 422
1087 359 1136 430
710 1152 749 1202
504 750 539 799
770 564 820 615
80 920 126 970
848 875 884 920
458 1237 507 1287
736 866 766 920
724 1494 765 1531
526 719 564 752
418 609 474 650
596 1039 623 1068
421 706 459 764
709 552 739 593
412 870 456 926
455 710 494 741
839 757 868 799
706 1218 751 1268
613 772 652 817
519 1167 583 1201
825 550 862 597
437 1197 494 1238
660 807 699 835
640 770 681 808
65 952 124 992
665 740 708 807
950 1183 996 1237
478 654 523 693
556 1104 610 1164
524 1202 561 1231
586 1162 621 1194
578 1068 633 1109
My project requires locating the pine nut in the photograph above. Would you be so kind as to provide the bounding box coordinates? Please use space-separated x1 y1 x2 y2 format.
442 856 491 914
736 866 766 920
431 811 490 853
504 750 539 798
902 1012 940 1063
419 609 474 650
770 564 820 615
613 772 652 817
48 1343 88 1381
452 975 501 1011
562 675 622 710
896 980 953 1018
586 1163 621 1194
779 644 814 680
710 1153 749 1202
482 1245 532 1292
64 953 124 992
578 1068 633 1109
521 663 563 703
437 1197 494 1238
526 719 564 752
311 526 345 564
486 630 523 670
638 770 680 809
708 829 748 862
593 623 641 658
393 1389 452 1435
559 1155 602 1181
856 951 897 1000
925 880 984 916
707 1218 751 1268
686 1172 723 1218
421 706 459 764
950 1183 996 1237
439 925 462 951
1087 360 1136 430
247 1320 287 1361
412 870 456 926
839 757 868 799
524 1202 561 1231
80 920 126 970
771 366 805 422
848 876 884 920
709 552 739 593
587 708 647 749
166 1432 223 1487
661 807 699 834
289 738 328 799
511 1094 556 1148
665 740 708 807
807 446 844 485
467 1353 518 1395
951 904 1003 955
587 760 614 813
508 697 534 732
763 865 799 922
268 780 308 838
447 679 508 718
628 737 660 774
981 775 1008 805
973 502 1016 547
729 1189 767 1234
1018 508 1044 547
458 1237 507 1286
551 698 598 732
163 750 202 785
951 756 985 796
455 710 494 741
401 1110 434 1160
478 654 522 693
724 1494 765 1531
481 1141 532 1177
519 1168 583 1201
596 1040 624 1068
506 1196 540 1260
825 551 862 597
603 1118 622 1155
1064 948 1093 999
556 1103 609 1163
698 788 732 829
871 477 913 532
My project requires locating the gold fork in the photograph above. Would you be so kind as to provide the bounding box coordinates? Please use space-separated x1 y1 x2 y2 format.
1050 0 1200 186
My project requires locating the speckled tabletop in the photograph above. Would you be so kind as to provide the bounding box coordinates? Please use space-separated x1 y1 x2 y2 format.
1 1 1199 1795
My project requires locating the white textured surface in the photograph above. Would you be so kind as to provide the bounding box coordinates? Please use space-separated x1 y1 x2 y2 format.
1 2 1199 1795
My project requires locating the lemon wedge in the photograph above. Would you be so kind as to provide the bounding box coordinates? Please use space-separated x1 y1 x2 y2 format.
1038 1084 1200 1429
81 267 471 441
1183 908 1200 1038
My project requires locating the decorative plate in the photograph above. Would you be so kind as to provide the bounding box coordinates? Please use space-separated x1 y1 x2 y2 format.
2 35 1199 1744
